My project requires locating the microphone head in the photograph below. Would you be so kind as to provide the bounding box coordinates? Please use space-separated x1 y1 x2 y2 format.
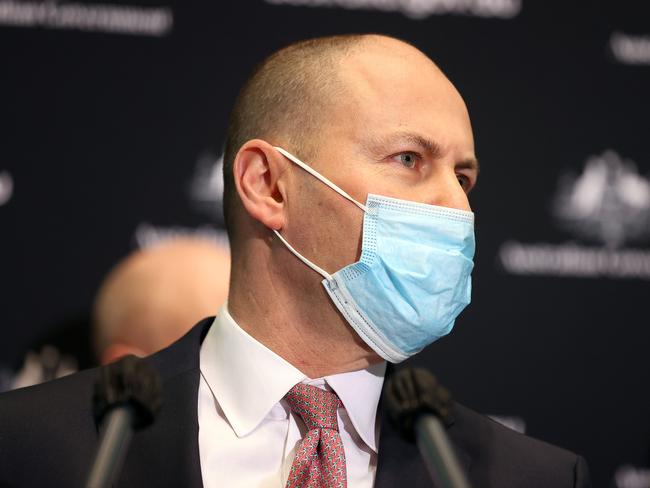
384 367 452 442
93 355 162 430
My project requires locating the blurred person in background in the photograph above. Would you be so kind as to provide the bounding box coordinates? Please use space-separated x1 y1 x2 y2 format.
93 236 230 364
5 236 230 391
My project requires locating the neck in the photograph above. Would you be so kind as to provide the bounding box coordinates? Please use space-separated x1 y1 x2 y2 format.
227 237 381 378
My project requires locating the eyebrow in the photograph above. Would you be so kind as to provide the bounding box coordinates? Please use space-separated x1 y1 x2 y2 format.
365 131 443 158
458 157 480 175
398 132 444 159
363 130 480 173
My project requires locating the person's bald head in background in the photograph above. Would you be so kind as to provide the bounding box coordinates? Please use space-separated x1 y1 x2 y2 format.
93 237 230 365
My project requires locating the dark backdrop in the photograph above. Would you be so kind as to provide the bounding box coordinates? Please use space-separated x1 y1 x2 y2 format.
2 1 649 486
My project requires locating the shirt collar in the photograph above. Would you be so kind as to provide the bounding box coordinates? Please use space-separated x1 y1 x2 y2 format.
200 305 387 452
200 305 306 437
323 361 386 453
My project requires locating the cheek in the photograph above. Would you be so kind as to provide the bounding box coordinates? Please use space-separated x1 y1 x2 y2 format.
322 202 365 270
288 182 365 271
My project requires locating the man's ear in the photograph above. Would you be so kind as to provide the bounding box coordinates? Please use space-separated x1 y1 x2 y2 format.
233 140 287 231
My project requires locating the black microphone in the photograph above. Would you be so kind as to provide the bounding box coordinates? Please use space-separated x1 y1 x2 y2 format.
86 355 162 488
385 367 471 488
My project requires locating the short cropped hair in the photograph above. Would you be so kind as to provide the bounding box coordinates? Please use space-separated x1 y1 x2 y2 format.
222 34 367 238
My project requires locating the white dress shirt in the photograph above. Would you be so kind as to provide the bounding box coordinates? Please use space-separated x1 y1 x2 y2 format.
198 305 386 488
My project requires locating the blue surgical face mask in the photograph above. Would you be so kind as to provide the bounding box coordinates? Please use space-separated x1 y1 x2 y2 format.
273 146 475 363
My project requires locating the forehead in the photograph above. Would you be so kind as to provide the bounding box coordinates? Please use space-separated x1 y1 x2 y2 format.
331 41 474 155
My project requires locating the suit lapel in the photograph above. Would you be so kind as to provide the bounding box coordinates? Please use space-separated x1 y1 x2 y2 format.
374 366 472 488
374 403 432 488
117 318 213 488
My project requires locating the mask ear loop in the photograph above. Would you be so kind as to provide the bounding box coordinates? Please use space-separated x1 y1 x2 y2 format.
271 146 371 285
273 230 333 282
273 146 370 214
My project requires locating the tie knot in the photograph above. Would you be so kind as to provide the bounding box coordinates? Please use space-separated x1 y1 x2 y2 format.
285 383 343 431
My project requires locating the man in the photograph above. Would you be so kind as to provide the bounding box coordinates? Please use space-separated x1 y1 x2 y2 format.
93 237 230 364
0 34 590 487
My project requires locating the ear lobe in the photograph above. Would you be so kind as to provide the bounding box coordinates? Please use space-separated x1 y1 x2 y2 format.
233 140 286 231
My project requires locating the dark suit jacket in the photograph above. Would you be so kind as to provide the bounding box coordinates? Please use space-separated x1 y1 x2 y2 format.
0 318 590 487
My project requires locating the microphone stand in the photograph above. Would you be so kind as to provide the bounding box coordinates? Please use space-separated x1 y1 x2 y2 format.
415 414 470 488
86 355 162 488
385 367 471 488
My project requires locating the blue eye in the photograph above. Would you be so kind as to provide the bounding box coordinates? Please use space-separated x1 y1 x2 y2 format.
398 153 417 169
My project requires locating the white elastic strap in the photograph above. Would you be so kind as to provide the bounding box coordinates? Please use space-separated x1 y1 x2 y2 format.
273 230 333 281
274 146 369 213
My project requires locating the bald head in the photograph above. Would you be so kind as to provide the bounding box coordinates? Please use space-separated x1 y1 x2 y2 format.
93 237 230 364
222 35 463 240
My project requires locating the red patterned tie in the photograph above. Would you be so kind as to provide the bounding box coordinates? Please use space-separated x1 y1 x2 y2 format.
284 383 347 488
